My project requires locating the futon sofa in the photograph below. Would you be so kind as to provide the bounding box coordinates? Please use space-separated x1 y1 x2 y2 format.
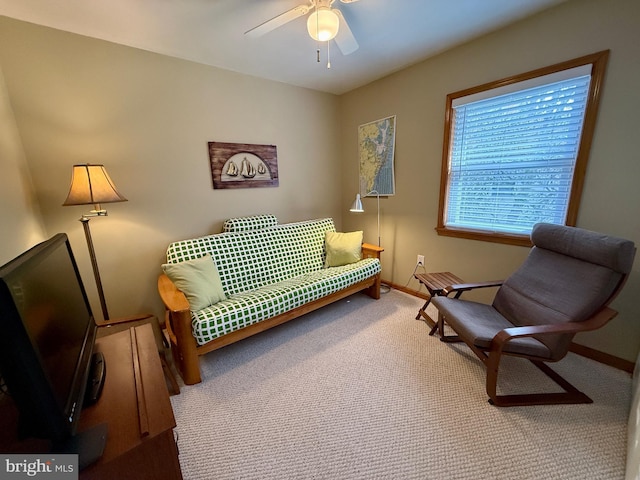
158 215 383 384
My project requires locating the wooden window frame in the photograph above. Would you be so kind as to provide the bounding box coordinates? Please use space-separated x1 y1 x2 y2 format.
436 50 609 246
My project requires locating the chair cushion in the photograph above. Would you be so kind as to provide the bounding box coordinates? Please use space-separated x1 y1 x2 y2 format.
532 223 635 274
432 224 635 364
495 248 622 323
431 296 552 358
488 224 636 358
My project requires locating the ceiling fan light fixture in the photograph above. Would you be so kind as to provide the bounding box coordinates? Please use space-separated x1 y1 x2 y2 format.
307 7 340 42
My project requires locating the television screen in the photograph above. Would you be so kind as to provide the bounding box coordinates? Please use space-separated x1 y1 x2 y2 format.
0 233 98 444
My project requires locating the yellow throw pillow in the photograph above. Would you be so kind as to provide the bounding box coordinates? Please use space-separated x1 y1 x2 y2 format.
162 254 226 311
325 231 363 267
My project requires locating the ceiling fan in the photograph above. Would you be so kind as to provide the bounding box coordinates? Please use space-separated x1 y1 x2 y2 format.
245 0 361 56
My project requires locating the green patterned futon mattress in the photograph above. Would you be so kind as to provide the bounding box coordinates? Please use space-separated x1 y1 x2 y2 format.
165 218 381 345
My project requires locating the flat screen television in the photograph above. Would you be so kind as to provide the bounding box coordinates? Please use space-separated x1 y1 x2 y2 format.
0 233 106 468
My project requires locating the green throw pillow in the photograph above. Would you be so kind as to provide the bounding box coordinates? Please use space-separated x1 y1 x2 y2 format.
162 254 226 311
325 231 363 267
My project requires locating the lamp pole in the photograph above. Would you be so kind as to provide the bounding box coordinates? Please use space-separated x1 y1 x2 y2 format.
365 190 381 247
80 214 109 321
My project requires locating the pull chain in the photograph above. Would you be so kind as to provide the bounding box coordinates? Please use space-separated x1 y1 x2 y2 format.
327 41 331 69
315 3 320 63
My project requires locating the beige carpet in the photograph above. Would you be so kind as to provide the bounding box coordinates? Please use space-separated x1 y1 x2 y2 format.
170 289 630 479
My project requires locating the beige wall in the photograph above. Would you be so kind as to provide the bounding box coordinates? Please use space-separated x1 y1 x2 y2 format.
0 17 342 322
0 63 46 264
340 0 640 360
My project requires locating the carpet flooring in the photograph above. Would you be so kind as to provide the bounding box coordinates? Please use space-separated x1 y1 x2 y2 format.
170 289 631 479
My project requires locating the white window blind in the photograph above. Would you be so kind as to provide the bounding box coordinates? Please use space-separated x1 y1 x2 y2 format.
445 67 592 235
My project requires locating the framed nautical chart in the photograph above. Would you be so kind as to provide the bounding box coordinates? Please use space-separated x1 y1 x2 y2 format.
209 141 279 189
358 115 396 196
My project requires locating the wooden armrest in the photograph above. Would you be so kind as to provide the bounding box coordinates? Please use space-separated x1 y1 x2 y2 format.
362 243 384 260
157 274 201 385
490 307 618 349
442 280 503 296
157 274 190 313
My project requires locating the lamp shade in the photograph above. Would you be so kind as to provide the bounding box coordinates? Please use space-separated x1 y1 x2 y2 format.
350 193 364 212
307 7 340 42
63 164 127 207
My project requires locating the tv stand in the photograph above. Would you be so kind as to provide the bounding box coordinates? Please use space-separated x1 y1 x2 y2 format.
79 323 183 479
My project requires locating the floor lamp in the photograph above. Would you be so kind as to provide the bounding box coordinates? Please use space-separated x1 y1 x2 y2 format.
63 164 127 321
350 190 381 247
350 190 389 293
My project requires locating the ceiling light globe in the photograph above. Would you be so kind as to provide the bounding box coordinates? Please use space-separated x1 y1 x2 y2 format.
307 8 340 42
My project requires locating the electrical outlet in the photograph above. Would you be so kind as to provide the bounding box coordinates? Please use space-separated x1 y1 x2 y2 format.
417 254 425 266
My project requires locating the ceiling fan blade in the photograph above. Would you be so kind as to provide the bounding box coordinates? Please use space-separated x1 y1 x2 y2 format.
245 4 311 38
339 0 361 3
333 9 359 55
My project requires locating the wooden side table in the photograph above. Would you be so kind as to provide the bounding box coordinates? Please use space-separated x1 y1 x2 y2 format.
414 272 464 335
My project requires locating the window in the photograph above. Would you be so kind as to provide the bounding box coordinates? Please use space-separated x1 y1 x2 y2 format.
437 51 609 246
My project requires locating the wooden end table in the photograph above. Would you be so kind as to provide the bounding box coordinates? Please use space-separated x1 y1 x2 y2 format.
414 272 464 335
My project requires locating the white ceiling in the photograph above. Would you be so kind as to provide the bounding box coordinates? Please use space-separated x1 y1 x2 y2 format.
0 0 567 95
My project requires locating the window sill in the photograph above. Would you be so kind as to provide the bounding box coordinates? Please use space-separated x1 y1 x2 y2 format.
435 226 533 247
